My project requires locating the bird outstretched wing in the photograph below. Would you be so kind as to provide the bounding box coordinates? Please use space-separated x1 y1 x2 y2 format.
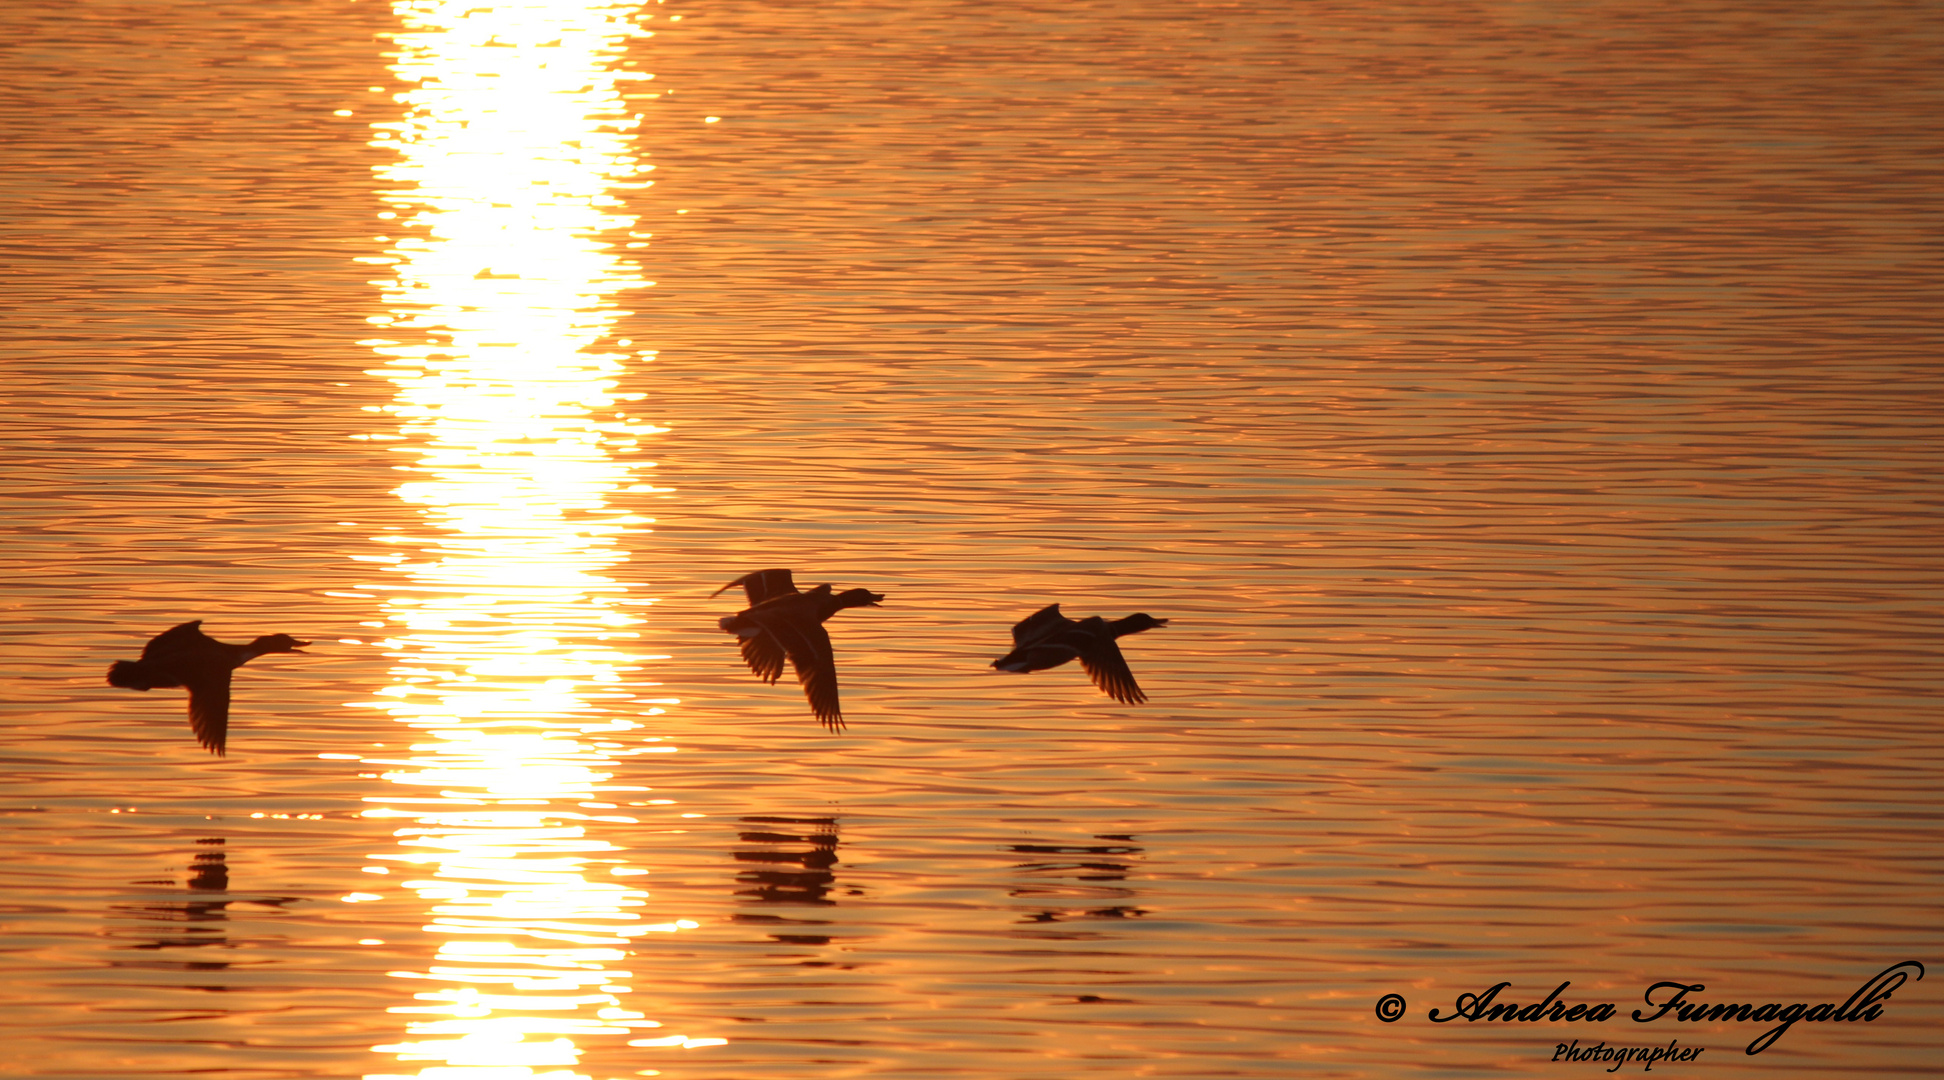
143 620 212 660
1010 604 1070 646
760 616 844 731
739 629 787 684
1077 637 1147 705
184 671 232 756
711 569 799 605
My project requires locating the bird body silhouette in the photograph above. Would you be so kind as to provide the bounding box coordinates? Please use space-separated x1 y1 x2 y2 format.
992 604 1167 704
106 621 309 755
714 569 883 730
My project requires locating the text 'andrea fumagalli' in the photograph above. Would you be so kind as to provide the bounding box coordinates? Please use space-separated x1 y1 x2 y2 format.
1423 960 1923 1055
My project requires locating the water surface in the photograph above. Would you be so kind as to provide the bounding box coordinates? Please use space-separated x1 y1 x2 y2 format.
1 1 1939 1077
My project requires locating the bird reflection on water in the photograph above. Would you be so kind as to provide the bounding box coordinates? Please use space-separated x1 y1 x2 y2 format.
105 621 310 755
731 815 844 947
1008 835 1148 928
714 569 885 730
106 839 299 982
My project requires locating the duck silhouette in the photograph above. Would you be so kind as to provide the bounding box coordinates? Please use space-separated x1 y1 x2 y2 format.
992 604 1167 704
106 621 310 755
713 569 883 730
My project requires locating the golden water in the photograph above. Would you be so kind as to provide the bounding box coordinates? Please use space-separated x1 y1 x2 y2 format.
0 1 1938 1077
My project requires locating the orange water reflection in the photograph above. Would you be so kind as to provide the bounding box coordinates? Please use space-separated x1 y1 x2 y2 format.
348 3 705 1078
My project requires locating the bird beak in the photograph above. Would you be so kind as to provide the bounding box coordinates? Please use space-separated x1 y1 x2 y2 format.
292 640 312 651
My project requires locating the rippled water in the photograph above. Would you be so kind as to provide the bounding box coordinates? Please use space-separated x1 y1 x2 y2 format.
2 1 1940 1077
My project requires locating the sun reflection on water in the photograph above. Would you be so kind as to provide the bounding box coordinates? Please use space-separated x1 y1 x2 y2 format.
350 3 700 1078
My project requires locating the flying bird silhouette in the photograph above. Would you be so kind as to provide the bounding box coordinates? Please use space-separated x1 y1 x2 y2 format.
106 621 310 755
991 604 1167 704
713 569 883 730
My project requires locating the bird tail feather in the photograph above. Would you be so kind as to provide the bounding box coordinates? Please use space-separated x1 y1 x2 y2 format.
107 660 159 690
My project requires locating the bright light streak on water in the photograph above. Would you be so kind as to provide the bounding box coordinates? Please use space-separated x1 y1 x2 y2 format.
351 4 694 1077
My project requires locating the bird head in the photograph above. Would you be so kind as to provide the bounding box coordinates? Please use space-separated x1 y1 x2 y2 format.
251 634 310 653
